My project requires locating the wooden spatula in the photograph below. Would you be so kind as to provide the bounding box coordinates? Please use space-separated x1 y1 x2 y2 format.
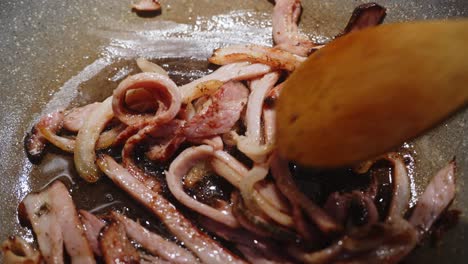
276 20 468 167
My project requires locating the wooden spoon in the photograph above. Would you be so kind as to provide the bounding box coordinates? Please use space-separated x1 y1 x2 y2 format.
276 20 468 167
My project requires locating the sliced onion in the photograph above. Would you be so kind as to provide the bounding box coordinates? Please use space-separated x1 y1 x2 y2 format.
74 96 114 183
237 72 279 163
97 155 245 264
237 136 275 163
245 72 279 141
180 62 271 103
271 153 342 234
211 150 290 214
385 153 410 221
232 191 296 241
263 108 276 145
166 145 239 227
112 72 181 126
36 111 75 153
240 164 294 227
211 151 292 226
209 44 306 71
136 58 168 76
95 123 127 149
184 80 224 104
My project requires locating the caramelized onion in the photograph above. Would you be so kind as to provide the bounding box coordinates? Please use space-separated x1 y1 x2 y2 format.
74 97 114 182
232 191 296 241
209 44 306 71
385 153 410 220
136 58 168 75
240 164 294 227
237 72 279 163
166 145 239 227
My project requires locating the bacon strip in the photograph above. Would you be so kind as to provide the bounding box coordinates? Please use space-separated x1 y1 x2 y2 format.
180 62 271 103
79 210 105 256
409 161 457 238
122 120 184 192
270 153 342 234
35 111 74 152
63 103 101 132
340 2 386 36
132 0 161 12
199 218 293 263
1 236 41 264
166 145 239 227
25 110 65 163
20 185 64 263
112 212 198 264
272 0 317 56
49 183 95 264
20 181 95 264
209 45 306 71
112 72 181 126
97 155 246 264
144 120 186 162
183 82 249 139
100 220 140 264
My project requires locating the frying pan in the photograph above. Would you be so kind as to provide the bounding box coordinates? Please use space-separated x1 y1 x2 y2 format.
0 0 467 262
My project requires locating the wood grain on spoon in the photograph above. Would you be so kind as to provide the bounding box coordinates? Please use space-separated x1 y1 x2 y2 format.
277 20 468 167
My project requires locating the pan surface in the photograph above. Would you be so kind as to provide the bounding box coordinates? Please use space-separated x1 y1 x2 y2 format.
0 0 467 262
